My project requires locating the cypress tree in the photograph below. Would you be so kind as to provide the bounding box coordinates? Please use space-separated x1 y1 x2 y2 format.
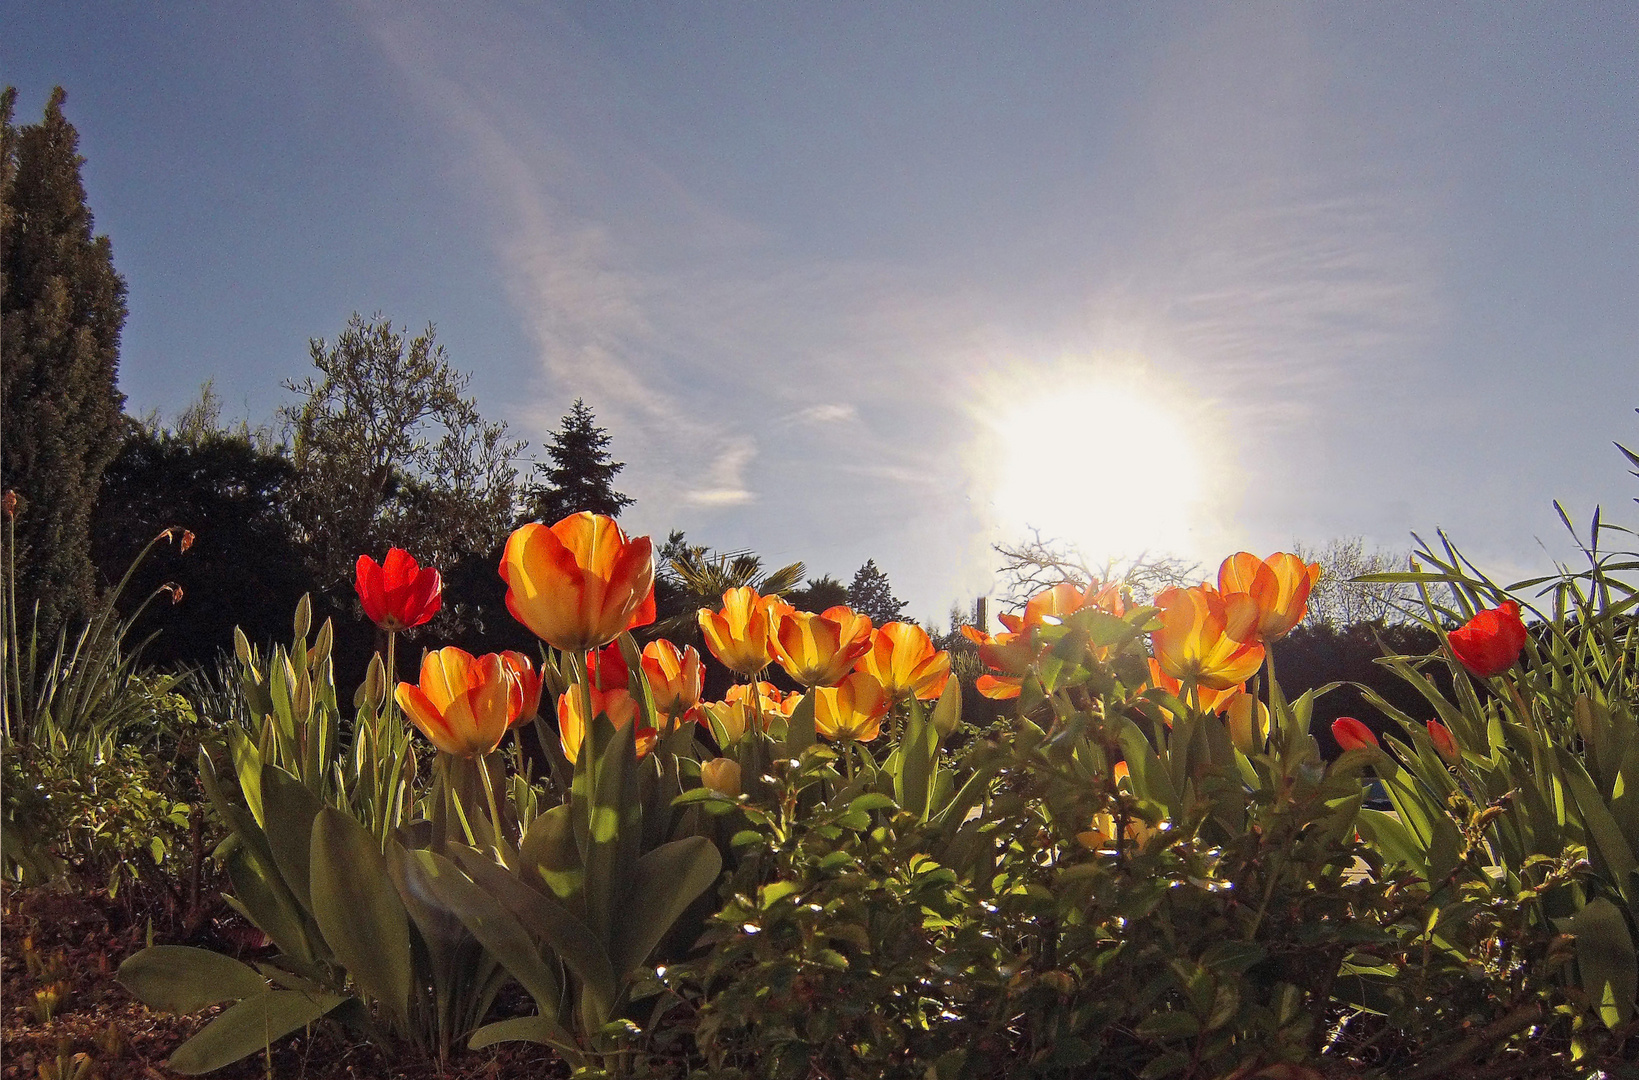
848 559 907 625
523 399 634 523
1 87 129 637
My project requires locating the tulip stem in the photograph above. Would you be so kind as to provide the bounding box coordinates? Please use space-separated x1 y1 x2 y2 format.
477 753 509 864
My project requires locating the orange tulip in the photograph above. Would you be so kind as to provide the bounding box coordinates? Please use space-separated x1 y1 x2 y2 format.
395 647 524 757
501 513 656 653
701 698 754 746
1077 812 1157 851
855 621 951 701
813 671 889 743
586 642 631 691
726 681 800 723
1217 552 1321 644
773 605 875 687
641 639 703 719
1427 719 1461 764
499 651 543 727
1150 586 1266 692
1332 716 1378 753
1146 658 1243 715
557 685 655 763
699 587 785 675
960 625 1040 700
1015 579 1126 629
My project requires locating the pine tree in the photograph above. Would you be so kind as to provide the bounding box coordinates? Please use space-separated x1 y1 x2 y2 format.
523 399 634 524
1 87 129 637
848 559 907 625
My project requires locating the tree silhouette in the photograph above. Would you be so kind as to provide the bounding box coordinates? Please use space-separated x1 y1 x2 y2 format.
1 87 128 637
522 399 634 524
848 559 907 624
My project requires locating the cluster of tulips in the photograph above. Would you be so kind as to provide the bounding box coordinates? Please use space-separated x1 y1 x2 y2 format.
353 512 955 795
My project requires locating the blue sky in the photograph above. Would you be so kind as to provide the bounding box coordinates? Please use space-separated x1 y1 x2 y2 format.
6 2 1635 620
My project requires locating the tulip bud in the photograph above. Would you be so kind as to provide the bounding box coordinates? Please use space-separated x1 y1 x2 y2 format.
1225 691 1268 755
700 757 742 798
1426 719 1460 764
180 529 196 553
1332 716 1379 753
1 490 16 518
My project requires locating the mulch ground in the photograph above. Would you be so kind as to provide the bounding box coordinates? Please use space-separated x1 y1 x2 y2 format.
1 883 570 1080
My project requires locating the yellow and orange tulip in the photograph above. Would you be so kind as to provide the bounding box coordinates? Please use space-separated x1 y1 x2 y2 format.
813 671 889 743
855 621 951 701
641 639 703 720
500 513 656 653
1223 690 1269 755
699 586 786 675
557 684 654 763
1217 552 1321 644
726 681 800 724
1150 586 1266 692
773 605 874 687
396 647 524 757
1145 658 1243 716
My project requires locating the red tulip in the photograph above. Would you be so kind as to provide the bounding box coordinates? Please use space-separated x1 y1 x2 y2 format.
1448 601 1527 679
1427 719 1460 764
356 548 443 631
1332 716 1379 752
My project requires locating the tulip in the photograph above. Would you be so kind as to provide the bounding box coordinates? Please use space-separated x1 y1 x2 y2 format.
499 651 544 726
1216 552 1321 644
1332 716 1379 753
1016 579 1126 628
726 681 800 724
586 642 631 691
1427 719 1461 764
1146 659 1242 716
557 685 654 763
1447 601 1527 679
641 639 704 720
700 757 742 798
1076 811 1157 851
1150 586 1266 691
357 547 443 631
960 625 1040 700
699 587 786 675
701 698 754 746
1223 690 1269 755
396 647 523 757
1113 760 1130 786
813 672 889 743
773 605 875 687
855 622 951 701
501 513 655 653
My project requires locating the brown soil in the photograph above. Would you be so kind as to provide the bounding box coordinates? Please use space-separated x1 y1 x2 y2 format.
1 883 569 1080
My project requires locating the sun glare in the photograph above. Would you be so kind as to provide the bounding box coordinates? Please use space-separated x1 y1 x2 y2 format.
980 366 1218 569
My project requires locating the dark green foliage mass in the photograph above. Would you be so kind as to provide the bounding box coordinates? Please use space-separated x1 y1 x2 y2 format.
522 398 634 524
1 87 128 638
91 422 318 670
847 558 907 624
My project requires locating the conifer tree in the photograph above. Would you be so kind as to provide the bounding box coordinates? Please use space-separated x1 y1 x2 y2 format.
523 399 634 523
1 87 128 637
848 559 907 625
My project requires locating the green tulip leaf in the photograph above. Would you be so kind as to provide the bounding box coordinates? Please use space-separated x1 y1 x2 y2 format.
165 989 347 1075
895 697 939 821
308 807 412 1028
610 835 722 980
260 764 322 911
785 690 817 754
469 1015 582 1057
419 848 565 1015
1571 897 1637 1029
519 803 585 908
117 946 269 1013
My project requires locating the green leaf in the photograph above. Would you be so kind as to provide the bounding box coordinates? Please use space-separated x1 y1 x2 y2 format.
165 989 346 1075
469 1015 582 1057
848 793 897 813
895 696 938 821
572 712 642 950
518 804 585 909
610 836 723 978
308 807 412 1028
117 946 268 1013
418 849 565 1017
260 764 323 911
1571 897 1637 1030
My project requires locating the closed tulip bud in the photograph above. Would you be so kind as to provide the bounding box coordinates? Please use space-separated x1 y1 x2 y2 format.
700 757 742 798
1427 719 1460 764
499 651 543 726
1332 716 1379 753
1447 602 1527 679
1224 691 1269 755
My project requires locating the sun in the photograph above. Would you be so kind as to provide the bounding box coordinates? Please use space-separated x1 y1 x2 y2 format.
978 364 1219 570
